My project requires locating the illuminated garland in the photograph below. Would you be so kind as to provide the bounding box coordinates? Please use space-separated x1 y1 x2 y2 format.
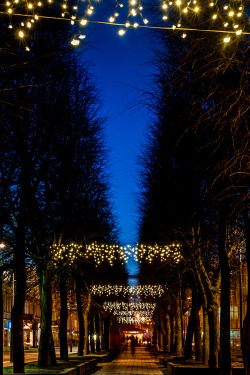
133 243 182 264
2 0 248 50
117 316 152 324
51 242 131 266
103 301 156 311
91 284 165 297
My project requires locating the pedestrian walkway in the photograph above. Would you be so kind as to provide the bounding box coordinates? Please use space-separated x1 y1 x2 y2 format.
94 346 163 375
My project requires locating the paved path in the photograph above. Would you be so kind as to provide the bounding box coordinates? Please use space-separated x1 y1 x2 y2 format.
94 347 163 375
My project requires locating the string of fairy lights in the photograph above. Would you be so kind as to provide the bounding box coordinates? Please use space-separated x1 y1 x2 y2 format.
103 301 156 324
51 242 131 266
1 0 249 51
51 242 183 266
91 284 165 298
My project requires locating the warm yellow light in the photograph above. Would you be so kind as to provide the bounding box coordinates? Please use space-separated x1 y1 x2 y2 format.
224 22 228 26
131 8 136 16
182 33 187 38
0 243 5 249
194 7 199 12
8 8 12 13
224 36 230 43
183 8 188 13
162 15 168 19
176 0 181 5
118 29 126 35
143 18 148 24
237 12 242 17
28 3 32 8
209 2 214 6
236 29 242 35
125 21 130 27
87 8 93 14
80 19 87 25
228 11 234 16
109 16 115 22
212 14 217 19
133 22 139 27
162 3 168 9
19 30 24 38
130 0 136 4
27 22 32 28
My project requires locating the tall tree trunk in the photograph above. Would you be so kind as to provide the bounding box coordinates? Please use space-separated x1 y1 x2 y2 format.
175 294 183 355
218 201 231 375
194 294 202 362
38 260 57 367
83 289 91 356
184 309 194 359
89 314 95 353
95 313 101 353
170 315 175 352
103 317 110 351
75 278 84 356
203 307 209 365
12 227 26 373
242 209 250 375
59 272 68 361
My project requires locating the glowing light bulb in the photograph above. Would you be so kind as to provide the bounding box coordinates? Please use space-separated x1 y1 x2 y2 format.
194 6 199 12
236 29 242 35
79 35 86 39
71 39 80 46
183 8 188 12
162 3 168 9
8 24 13 28
228 11 234 16
114 12 119 16
237 12 242 17
224 22 228 26
209 2 214 6
212 14 217 19
25 46 30 51
143 18 148 24
87 8 93 14
162 15 168 19
224 36 230 43
80 19 87 25
8 8 12 13
109 16 115 22
27 22 32 28
19 30 24 37
34 14 38 19
38 2 42 5
131 8 136 16
125 21 130 27
176 0 181 5
6 1 10 5
224 5 228 9
28 3 32 8
130 0 136 4
182 33 187 38
133 22 139 27
118 29 126 35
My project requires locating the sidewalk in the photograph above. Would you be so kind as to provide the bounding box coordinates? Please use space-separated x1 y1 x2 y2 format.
93 346 163 375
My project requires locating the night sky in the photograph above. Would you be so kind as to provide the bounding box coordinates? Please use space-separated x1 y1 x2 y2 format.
85 22 155 275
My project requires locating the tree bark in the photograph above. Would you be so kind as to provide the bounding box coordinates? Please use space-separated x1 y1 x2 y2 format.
38 260 57 367
218 201 231 375
75 278 84 356
203 307 209 365
170 315 175 352
12 227 26 373
242 209 250 375
59 272 68 361
175 294 183 355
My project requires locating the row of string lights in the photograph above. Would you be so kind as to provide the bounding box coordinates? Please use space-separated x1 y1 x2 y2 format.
91 284 165 298
51 242 183 266
1 0 249 50
103 301 156 324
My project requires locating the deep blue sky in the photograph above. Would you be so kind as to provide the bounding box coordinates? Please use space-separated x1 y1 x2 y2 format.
85 23 155 263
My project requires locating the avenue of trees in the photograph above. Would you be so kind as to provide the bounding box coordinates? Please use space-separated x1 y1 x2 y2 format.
137 18 249 375
0 4 128 374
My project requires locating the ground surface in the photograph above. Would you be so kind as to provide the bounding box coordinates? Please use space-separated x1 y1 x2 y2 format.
93 347 164 375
